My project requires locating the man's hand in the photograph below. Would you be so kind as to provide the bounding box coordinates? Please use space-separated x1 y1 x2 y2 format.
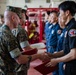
45 58 58 67
45 52 53 58
39 53 50 62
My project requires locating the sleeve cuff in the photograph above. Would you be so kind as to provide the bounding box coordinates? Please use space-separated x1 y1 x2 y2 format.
9 48 21 58
20 41 30 48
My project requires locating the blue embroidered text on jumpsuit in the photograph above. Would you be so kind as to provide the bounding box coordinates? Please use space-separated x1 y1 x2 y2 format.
44 21 51 50
57 28 66 75
47 23 62 75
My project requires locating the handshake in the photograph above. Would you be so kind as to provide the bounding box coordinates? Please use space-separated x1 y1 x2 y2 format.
39 52 53 62
38 52 58 67
33 52 58 74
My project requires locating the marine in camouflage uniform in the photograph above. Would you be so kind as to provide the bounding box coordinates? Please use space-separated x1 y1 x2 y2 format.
0 15 4 75
11 8 32 75
0 24 20 75
12 24 31 75
0 6 48 75
0 6 30 75
12 24 29 51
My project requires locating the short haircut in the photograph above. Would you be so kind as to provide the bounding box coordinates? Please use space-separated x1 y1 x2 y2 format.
58 1 76 16
50 10 58 16
22 9 27 14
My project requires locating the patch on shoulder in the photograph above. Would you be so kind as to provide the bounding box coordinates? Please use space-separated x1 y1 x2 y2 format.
68 29 76 37
12 28 18 37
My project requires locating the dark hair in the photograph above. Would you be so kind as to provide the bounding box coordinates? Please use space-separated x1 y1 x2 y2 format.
22 9 29 20
50 10 58 16
58 1 76 16
46 11 50 16
22 9 27 13
26 14 29 20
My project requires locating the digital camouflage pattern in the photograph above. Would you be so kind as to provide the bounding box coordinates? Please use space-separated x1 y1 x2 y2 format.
0 6 30 75
0 25 29 75
12 24 29 49
12 24 30 75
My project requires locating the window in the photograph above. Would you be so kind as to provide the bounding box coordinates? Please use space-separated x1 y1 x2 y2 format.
46 0 50 3
25 0 30 3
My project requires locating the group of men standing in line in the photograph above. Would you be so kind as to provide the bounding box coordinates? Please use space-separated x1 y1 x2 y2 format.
0 1 76 75
44 10 65 75
44 1 76 75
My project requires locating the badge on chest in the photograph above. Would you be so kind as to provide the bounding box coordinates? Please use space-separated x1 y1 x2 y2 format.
57 30 62 34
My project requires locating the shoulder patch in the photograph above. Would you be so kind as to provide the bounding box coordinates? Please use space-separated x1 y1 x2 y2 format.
12 28 18 37
69 29 76 37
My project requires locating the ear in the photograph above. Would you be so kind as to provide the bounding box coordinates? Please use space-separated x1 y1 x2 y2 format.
11 15 15 21
56 16 58 21
65 10 70 16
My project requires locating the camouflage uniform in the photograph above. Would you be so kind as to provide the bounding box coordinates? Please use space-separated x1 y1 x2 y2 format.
0 24 30 75
0 6 31 75
12 24 30 75
12 25 29 50
0 24 4 75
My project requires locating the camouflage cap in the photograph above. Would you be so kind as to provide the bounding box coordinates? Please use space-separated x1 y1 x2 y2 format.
21 9 27 13
6 6 22 19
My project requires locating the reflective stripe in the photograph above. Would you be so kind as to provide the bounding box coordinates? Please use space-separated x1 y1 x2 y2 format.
9 48 21 58
29 33 34 39
20 41 29 48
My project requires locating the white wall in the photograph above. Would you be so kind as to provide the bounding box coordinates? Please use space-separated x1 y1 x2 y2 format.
0 4 6 14
7 0 65 8
0 0 8 14
7 0 25 8
1 0 76 14
7 0 52 8
25 0 51 8
0 0 65 14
